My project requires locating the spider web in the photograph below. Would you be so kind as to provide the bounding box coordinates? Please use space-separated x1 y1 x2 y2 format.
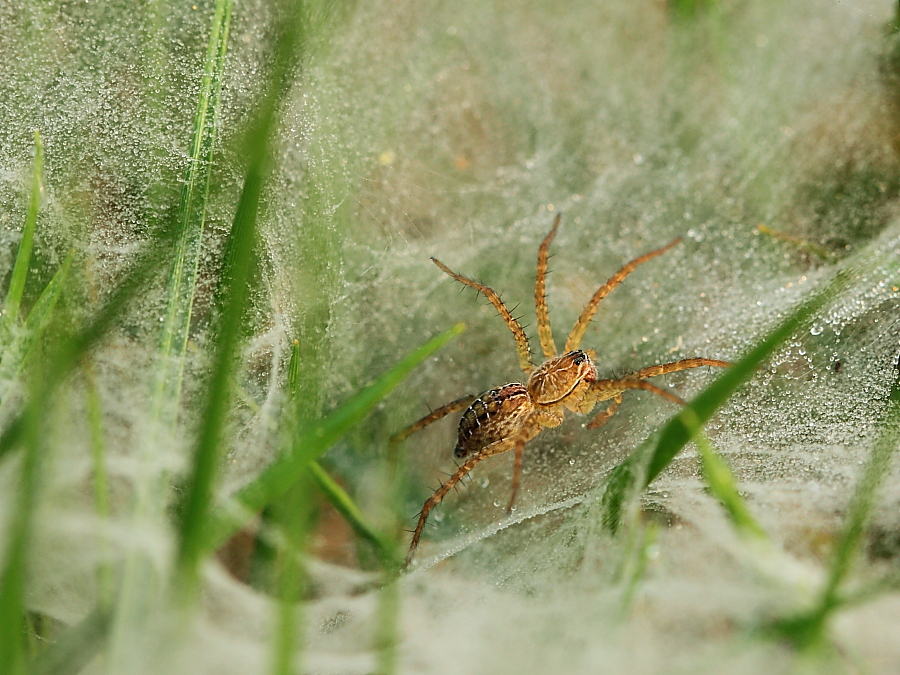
4 0 900 673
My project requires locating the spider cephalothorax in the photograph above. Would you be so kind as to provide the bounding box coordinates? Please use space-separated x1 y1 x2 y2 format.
526 349 598 407
392 215 729 567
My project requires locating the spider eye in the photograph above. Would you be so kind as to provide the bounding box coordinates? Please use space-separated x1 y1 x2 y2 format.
572 352 585 365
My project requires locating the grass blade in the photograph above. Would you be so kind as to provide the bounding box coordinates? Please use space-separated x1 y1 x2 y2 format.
269 474 312 675
173 113 272 592
154 0 233 415
767 356 900 647
204 322 465 554
600 267 855 531
308 461 394 561
0 226 176 466
681 408 768 541
4 131 43 325
0 383 45 674
174 4 307 592
0 248 73 420
22 249 74 336
821 364 900 605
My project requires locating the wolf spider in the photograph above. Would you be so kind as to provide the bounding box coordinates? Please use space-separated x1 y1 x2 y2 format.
392 215 729 567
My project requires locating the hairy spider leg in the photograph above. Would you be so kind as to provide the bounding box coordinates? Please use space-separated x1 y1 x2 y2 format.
564 238 681 353
431 257 534 374
628 357 730 380
506 409 563 513
406 437 516 567
587 393 623 429
535 213 562 359
581 357 731 427
388 394 477 468
587 378 685 407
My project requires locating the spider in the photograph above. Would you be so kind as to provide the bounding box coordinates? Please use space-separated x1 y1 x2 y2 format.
392 214 729 567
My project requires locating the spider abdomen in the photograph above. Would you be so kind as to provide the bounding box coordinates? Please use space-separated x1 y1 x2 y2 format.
454 383 533 458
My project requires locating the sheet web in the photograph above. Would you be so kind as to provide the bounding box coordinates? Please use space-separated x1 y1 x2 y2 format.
2 0 900 673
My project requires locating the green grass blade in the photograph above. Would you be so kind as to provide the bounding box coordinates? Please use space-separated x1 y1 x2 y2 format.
308 461 394 562
765 373 900 651
601 267 854 531
0 228 176 466
289 338 301 393
174 6 306 591
22 249 74 336
268 470 313 675
204 322 465 554
29 605 114 675
12 249 76 381
0 249 73 421
173 120 271 592
154 0 233 415
821 361 900 606
681 408 768 541
4 131 43 325
0 386 45 674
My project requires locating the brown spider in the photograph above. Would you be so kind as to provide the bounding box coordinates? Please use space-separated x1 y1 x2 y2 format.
392 214 729 567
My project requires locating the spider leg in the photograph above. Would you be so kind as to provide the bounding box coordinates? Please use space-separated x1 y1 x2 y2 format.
432 257 534 374
586 393 623 430
628 357 730 379
405 444 500 567
535 213 561 359
564 238 681 352
506 431 528 514
389 394 477 467
588 378 685 406
503 409 561 513
581 358 729 425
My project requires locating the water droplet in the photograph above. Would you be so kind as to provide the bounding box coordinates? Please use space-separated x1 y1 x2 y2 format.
493 499 501 508
569 459 576 466
810 324 823 336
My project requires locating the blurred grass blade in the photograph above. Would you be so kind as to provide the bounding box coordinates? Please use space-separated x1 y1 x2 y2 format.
766 366 900 648
4 131 43 325
30 605 114 675
269 473 312 675
0 249 73 418
173 110 271 591
0 384 45 674
23 249 74 336
154 0 233 416
308 461 394 561
0 228 176 465
683 409 768 540
205 322 465 553
601 267 854 531
174 6 305 591
821 358 900 606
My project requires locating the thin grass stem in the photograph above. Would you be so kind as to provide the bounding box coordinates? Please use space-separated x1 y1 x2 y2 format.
4 131 43 325
153 0 233 418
